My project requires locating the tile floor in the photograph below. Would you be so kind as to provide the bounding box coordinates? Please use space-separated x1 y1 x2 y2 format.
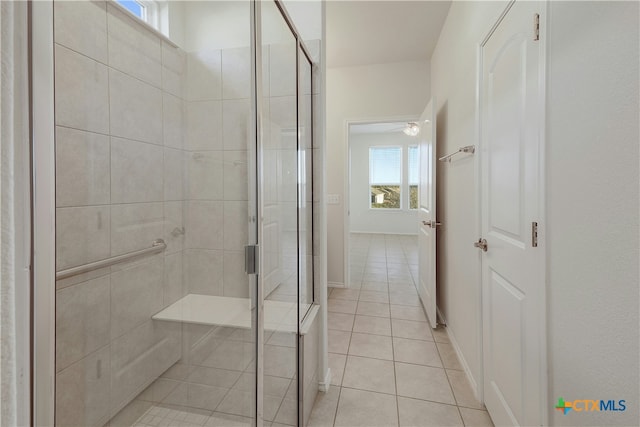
307 233 494 427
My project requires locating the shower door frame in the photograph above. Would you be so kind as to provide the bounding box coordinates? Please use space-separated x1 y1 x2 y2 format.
255 1 317 425
31 1 56 425
29 1 316 425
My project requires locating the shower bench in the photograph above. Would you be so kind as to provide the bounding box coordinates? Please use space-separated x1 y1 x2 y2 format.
152 294 319 335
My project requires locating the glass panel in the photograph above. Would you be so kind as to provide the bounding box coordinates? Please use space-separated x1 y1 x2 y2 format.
370 146 402 209
299 50 314 321
116 0 144 19
260 1 300 425
53 1 257 426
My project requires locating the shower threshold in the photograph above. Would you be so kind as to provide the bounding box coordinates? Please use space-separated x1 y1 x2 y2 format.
152 294 319 335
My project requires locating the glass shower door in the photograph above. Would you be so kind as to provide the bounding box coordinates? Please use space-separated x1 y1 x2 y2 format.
258 1 316 425
52 1 259 426
258 1 300 424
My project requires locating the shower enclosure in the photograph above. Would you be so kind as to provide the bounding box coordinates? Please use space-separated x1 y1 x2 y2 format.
33 1 323 426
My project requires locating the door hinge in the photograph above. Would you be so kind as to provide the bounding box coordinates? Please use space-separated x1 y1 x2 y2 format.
531 222 538 247
245 245 259 274
533 13 540 41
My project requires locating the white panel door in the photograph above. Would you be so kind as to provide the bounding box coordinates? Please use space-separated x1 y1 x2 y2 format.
417 99 438 329
481 2 544 426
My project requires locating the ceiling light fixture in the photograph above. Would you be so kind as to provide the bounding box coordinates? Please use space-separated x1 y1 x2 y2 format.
403 122 420 136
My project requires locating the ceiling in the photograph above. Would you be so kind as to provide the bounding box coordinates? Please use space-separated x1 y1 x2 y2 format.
326 0 452 68
350 122 409 134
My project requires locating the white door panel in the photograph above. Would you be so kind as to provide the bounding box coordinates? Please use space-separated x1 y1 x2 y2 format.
481 2 544 426
417 99 438 329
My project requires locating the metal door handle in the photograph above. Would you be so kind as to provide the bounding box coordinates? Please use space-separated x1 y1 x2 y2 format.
422 220 443 228
474 238 488 252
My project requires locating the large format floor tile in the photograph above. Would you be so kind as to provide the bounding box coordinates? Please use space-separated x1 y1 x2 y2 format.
352 315 391 336
313 234 494 427
342 356 396 395
397 397 463 427
334 388 398 427
393 337 443 367
395 362 456 405
348 333 393 360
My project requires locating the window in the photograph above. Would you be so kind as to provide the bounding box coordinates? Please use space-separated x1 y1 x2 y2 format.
115 0 161 31
370 147 402 209
117 0 146 20
408 146 419 209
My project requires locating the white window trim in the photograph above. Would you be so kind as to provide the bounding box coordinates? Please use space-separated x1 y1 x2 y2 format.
408 145 419 210
139 0 159 29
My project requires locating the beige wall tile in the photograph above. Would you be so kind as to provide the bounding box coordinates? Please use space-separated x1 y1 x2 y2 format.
111 138 164 203
107 4 162 87
55 127 110 207
221 47 250 100
109 69 163 144
56 276 110 371
54 0 108 63
55 45 109 134
186 101 223 150
56 206 111 270
185 249 223 296
110 202 164 255
110 256 163 339
56 346 111 427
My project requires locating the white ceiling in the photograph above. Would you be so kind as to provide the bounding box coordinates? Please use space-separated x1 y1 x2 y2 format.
326 0 452 68
350 122 409 134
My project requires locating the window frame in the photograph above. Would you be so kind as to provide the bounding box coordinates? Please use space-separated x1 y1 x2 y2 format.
115 0 159 30
408 145 419 210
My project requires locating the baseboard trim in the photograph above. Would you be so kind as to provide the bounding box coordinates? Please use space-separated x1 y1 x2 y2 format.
328 282 345 288
318 368 332 392
441 317 480 403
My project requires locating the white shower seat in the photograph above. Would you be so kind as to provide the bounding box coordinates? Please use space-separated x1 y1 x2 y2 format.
152 294 319 335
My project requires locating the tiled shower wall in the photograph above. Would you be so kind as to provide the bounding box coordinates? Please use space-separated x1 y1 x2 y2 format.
53 2 187 426
182 45 255 299
53 0 322 425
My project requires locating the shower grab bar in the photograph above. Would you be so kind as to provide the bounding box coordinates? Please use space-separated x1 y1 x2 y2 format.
439 145 476 162
56 239 167 280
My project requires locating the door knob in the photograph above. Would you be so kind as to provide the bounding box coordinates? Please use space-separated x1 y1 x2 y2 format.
422 220 442 228
474 238 488 252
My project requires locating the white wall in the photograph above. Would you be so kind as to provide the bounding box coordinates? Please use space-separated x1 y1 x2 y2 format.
547 2 639 425
429 0 508 389
182 1 250 52
349 132 419 235
431 1 639 425
326 60 430 285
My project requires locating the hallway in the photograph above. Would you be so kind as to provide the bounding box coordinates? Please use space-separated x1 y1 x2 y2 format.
308 234 493 426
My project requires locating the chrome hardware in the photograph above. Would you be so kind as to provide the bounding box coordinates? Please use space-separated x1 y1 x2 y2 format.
422 220 442 228
56 239 167 280
439 145 476 162
245 245 259 274
474 238 488 252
